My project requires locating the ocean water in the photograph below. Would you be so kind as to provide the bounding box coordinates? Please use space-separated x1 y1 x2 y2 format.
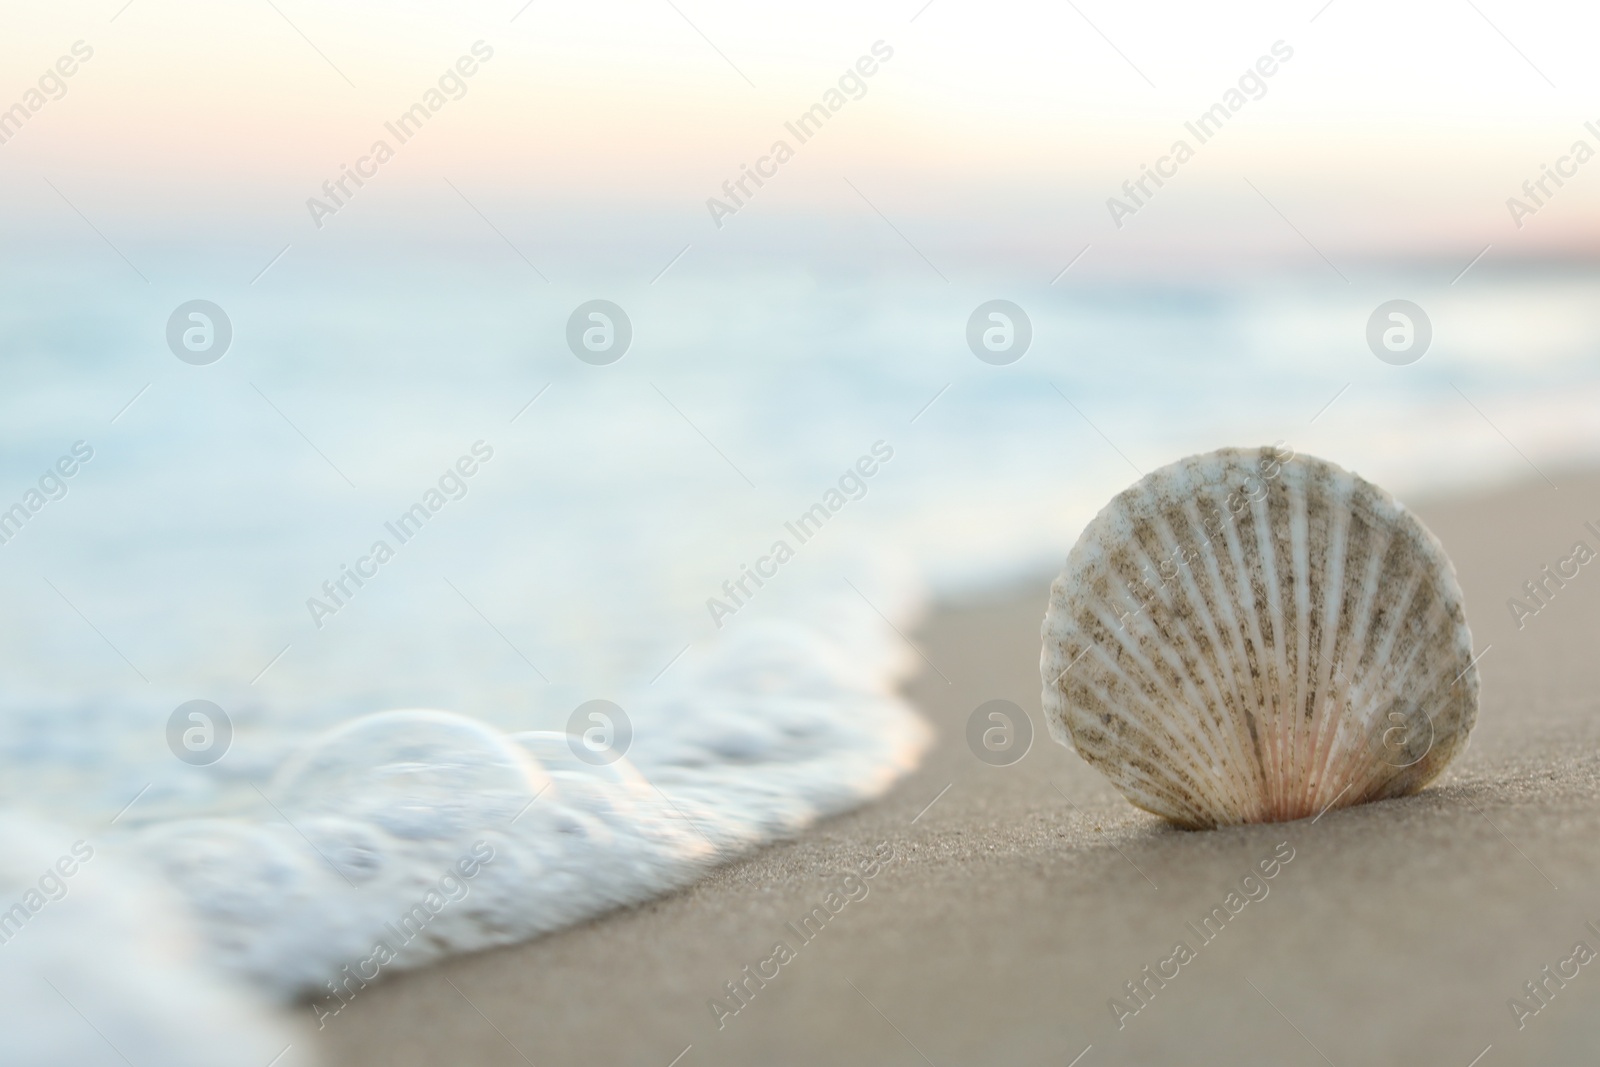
1 250 1598 1062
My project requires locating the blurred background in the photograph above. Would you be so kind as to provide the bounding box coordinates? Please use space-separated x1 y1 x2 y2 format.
1 0 1598 1062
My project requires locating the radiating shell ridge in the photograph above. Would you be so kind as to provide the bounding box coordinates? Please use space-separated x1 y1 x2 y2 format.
1041 447 1479 829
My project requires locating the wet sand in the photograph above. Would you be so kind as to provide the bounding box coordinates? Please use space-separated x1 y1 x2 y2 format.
306 470 1600 1066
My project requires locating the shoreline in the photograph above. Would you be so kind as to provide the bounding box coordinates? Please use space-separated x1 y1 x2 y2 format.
306 469 1600 1066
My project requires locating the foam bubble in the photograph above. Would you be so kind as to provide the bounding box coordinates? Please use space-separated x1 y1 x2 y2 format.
273 709 550 839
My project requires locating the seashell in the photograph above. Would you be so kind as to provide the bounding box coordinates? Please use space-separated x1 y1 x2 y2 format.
1041 446 1478 828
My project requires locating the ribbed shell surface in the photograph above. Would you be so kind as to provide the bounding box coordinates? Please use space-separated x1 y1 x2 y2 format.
1041 447 1478 828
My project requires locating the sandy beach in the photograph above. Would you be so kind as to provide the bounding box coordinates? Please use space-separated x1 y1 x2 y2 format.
304 469 1600 1067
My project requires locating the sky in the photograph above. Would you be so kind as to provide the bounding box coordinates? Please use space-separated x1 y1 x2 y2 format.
1 0 1597 270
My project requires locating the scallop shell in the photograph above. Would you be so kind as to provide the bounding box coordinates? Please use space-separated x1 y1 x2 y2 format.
1041 447 1478 828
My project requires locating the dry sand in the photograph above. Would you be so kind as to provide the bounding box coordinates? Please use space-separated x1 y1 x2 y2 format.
305 470 1600 1066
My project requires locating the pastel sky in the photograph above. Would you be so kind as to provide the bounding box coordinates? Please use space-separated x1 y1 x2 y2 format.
2 0 1597 264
